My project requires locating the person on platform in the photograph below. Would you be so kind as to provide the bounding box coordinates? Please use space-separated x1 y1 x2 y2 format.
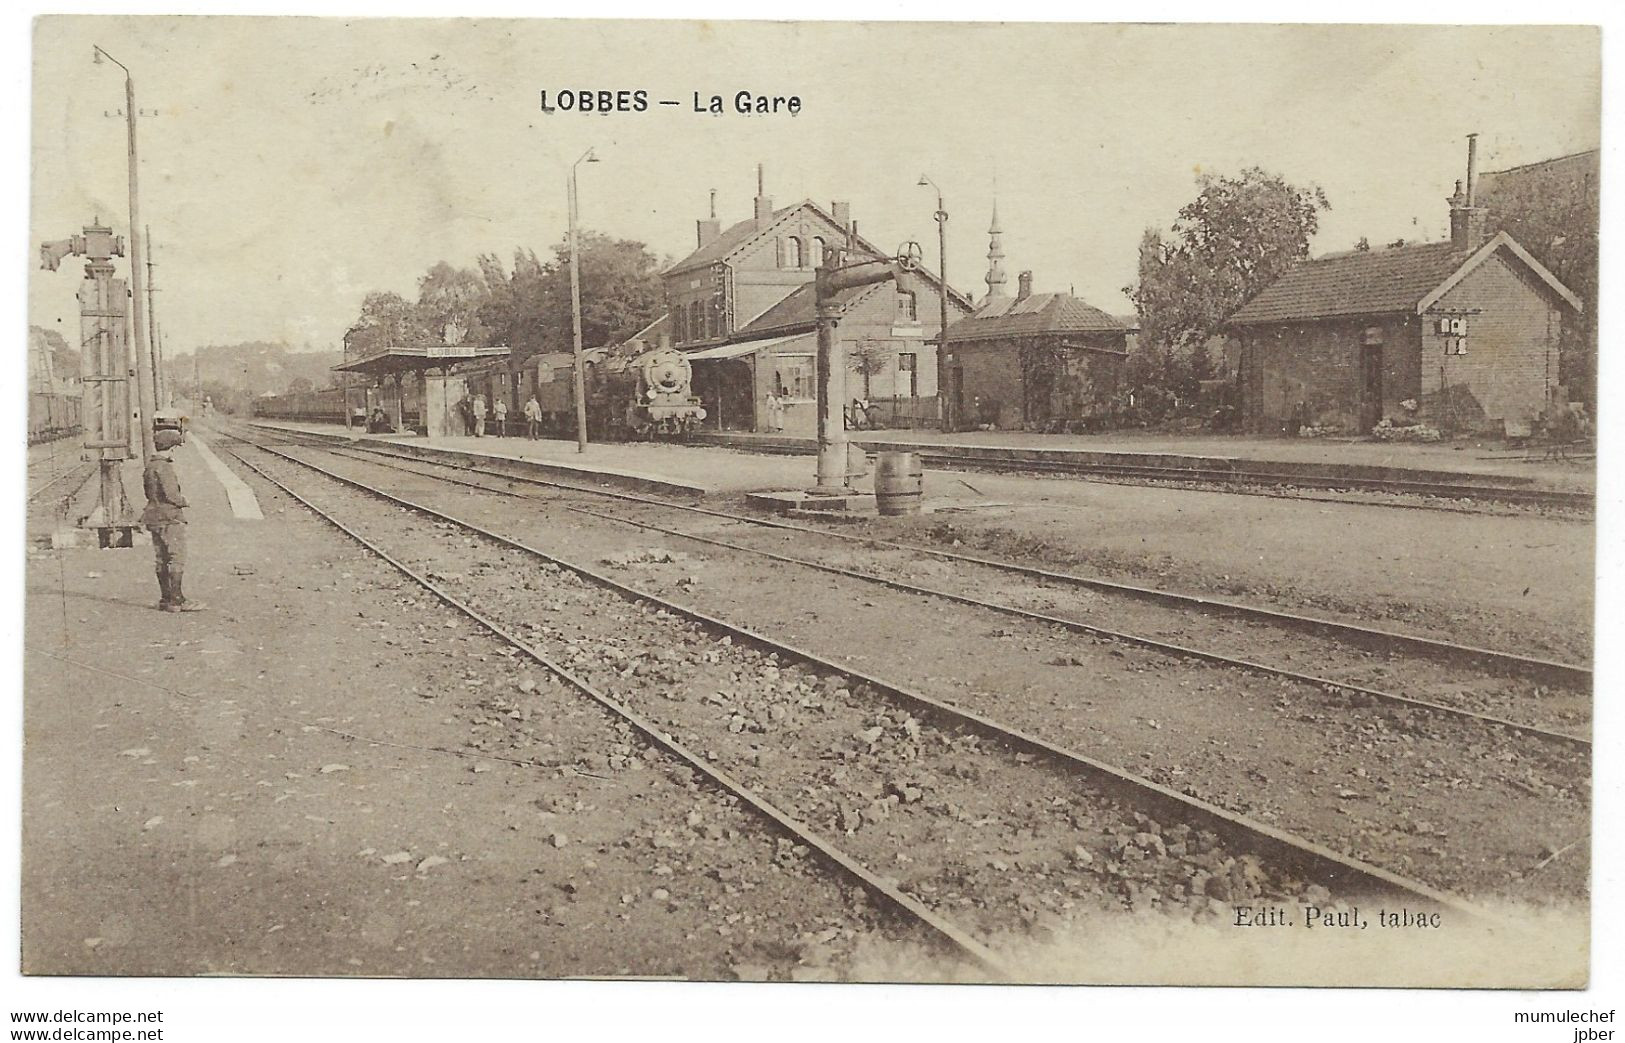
765 390 784 432
524 393 542 439
492 396 508 437
142 429 203 613
472 392 487 437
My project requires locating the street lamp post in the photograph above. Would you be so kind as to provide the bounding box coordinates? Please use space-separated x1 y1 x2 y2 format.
94 45 156 462
567 147 600 453
917 176 950 432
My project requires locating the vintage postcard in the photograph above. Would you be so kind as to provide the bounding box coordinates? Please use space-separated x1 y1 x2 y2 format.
22 15 1598 999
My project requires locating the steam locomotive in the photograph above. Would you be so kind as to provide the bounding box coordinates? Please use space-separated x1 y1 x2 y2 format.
523 344 706 440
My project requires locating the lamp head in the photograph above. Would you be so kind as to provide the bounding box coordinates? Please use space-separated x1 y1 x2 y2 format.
92 47 103 64
916 175 930 187
585 149 600 163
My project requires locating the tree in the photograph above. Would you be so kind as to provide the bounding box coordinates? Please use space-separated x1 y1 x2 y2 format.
1128 167 1330 354
348 290 426 356
851 339 890 398
416 261 490 344
476 233 666 365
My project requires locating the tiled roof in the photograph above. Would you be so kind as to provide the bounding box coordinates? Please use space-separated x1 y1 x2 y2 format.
944 292 1129 343
665 199 976 311
1227 241 1467 325
665 206 798 275
733 281 877 337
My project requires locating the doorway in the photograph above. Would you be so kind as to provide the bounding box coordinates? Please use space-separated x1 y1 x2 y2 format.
946 365 964 432
1360 345 1383 432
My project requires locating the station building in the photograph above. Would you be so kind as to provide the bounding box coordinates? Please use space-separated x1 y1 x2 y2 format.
660 167 974 435
938 204 1132 432
1227 143 1583 437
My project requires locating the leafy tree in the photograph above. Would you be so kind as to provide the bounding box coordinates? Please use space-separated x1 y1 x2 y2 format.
416 262 491 344
1128 167 1330 354
851 339 891 398
348 290 427 356
476 233 666 365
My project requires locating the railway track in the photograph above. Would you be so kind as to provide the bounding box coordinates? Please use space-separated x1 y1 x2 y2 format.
27 460 95 507
219 426 1511 931
910 451 1595 512
689 435 1594 514
217 434 1011 977
245 427 1590 740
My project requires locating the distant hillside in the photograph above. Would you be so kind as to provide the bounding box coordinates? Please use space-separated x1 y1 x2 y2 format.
28 325 78 390
164 342 343 397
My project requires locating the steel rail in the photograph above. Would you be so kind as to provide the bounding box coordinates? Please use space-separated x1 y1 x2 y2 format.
217 436 1013 979
232 430 1496 922
255 436 1586 746
557 502 1590 748
907 452 1594 509
690 435 1593 510
252 425 1590 691
27 462 96 506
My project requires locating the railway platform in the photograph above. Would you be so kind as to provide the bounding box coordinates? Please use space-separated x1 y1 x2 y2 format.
24 432 866 978
688 428 1595 493
249 420 861 498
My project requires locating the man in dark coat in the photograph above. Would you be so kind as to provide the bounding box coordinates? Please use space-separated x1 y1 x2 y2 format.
142 429 204 612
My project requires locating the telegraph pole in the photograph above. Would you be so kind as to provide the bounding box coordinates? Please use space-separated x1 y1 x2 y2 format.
145 225 163 407
567 147 600 453
95 45 156 461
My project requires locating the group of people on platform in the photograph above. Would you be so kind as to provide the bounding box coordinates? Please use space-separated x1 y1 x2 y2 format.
757 389 880 433
457 392 545 440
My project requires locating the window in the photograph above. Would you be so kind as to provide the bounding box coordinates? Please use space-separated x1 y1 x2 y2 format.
896 291 918 322
776 353 815 399
783 236 805 269
809 236 825 269
899 352 918 397
673 304 688 344
690 302 705 342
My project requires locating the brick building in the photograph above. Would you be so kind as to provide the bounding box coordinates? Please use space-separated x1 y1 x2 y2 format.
660 166 972 434
942 271 1131 432
1227 140 1583 437
938 204 1131 432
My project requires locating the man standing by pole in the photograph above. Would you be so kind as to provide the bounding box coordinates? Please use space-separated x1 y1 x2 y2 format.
143 428 203 612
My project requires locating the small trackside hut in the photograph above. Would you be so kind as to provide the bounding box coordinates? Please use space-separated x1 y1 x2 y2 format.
1227 137 1584 438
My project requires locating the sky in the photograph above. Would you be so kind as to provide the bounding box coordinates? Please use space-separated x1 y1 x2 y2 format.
28 18 1600 356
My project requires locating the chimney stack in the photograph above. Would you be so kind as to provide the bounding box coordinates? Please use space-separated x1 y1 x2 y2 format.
831 200 852 233
695 188 721 249
753 163 773 227
1017 271 1034 301
1447 133 1489 251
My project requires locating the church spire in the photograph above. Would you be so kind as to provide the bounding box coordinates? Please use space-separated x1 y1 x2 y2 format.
984 199 1008 300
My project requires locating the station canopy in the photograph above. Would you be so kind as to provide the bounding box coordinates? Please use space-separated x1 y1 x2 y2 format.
684 331 813 360
333 344 511 379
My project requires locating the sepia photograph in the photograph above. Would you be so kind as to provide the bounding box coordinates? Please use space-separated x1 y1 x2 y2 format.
14 9 1610 1027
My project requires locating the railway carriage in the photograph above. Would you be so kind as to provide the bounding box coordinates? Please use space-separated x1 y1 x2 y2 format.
28 391 82 445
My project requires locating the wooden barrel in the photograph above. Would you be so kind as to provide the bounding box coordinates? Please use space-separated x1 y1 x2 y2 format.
873 451 923 516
